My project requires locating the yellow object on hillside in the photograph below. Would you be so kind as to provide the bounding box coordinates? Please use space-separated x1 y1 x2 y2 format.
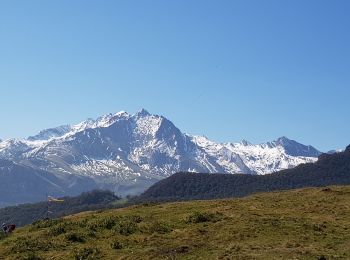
47 196 64 202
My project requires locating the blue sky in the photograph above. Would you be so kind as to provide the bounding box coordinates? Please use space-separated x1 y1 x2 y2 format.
0 0 349 151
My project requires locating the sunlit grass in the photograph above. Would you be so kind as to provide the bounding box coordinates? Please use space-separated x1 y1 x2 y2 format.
1 186 350 259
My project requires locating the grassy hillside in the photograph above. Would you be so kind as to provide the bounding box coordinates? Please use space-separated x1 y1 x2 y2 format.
1 186 350 259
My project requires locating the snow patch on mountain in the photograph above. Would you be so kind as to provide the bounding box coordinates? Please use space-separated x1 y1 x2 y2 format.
28 125 71 141
190 135 318 175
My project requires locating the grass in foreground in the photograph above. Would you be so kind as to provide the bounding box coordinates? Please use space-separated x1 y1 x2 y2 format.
0 186 350 259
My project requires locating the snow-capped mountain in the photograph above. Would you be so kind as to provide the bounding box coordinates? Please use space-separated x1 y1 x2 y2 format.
190 135 319 175
0 109 321 202
27 125 71 141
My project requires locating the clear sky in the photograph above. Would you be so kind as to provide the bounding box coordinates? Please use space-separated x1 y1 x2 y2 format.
0 1 349 151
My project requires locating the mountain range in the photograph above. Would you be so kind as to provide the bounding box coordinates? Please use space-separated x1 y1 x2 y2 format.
0 109 322 206
139 145 350 202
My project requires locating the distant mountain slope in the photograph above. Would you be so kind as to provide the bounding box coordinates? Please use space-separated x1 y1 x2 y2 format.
0 159 98 207
139 145 350 201
27 125 71 141
0 109 322 205
0 190 119 227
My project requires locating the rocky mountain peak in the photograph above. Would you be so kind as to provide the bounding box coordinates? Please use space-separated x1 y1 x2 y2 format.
273 136 321 157
134 108 151 118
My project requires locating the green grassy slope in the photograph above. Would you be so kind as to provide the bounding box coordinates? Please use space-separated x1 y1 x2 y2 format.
1 186 350 259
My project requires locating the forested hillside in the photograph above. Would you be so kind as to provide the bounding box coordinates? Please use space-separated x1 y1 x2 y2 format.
139 145 350 201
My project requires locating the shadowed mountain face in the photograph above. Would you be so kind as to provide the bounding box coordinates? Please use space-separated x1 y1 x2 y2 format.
273 137 321 157
0 190 119 227
0 159 98 207
138 145 350 202
0 109 323 206
27 125 71 141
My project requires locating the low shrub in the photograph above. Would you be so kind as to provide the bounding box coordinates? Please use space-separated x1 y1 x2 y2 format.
147 221 172 234
85 230 96 237
65 232 85 243
110 240 123 249
48 223 66 236
113 220 139 236
98 216 119 229
73 247 101 260
86 216 119 231
76 219 88 228
186 211 222 223
11 236 52 253
23 252 42 260
130 215 143 223
31 219 63 229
